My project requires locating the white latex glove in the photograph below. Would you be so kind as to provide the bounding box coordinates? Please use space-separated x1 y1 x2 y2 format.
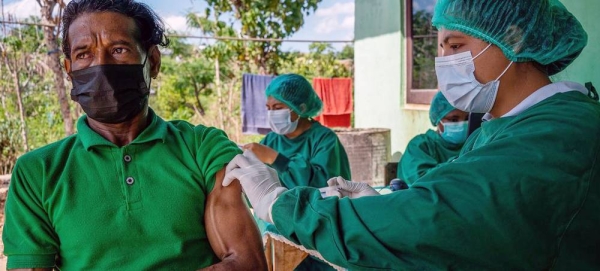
223 150 287 223
325 176 380 199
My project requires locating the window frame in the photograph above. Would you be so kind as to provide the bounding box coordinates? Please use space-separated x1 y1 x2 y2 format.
405 0 439 106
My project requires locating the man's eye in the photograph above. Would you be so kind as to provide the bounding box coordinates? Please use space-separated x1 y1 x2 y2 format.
113 48 128 54
75 53 89 59
450 44 460 50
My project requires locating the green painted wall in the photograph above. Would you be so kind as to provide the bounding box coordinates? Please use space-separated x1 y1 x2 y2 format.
354 0 599 158
553 0 599 87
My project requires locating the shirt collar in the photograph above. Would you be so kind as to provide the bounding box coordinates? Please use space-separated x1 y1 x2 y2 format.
482 81 588 121
78 108 167 151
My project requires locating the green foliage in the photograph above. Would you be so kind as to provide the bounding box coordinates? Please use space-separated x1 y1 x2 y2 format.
154 53 216 119
338 44 354 60
192 0 323 74
0 18 66 174
279 42 353 81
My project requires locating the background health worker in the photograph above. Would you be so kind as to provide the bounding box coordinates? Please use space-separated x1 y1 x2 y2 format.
397 91 469 185
242 73 351 270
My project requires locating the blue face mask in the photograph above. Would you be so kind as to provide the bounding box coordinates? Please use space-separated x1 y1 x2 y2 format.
441 121 469 145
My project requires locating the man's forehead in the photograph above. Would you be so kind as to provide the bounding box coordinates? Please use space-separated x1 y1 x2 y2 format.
68 12 138 41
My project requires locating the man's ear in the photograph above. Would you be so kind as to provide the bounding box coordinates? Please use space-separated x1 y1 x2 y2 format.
64 58 72 78
149 45 161 79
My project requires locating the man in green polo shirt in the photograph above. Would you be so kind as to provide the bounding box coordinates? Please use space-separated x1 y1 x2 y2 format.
2 0 266 270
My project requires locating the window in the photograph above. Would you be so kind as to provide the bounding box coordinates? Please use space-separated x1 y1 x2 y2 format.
406 0 439 105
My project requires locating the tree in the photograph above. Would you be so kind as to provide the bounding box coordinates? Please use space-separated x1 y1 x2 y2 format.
36 0 74 136
153 38 246 141
155 48 214 120
338 44 354 60
190 0 323 74
1 18 63 174
279 42 353 81
0 40 29 152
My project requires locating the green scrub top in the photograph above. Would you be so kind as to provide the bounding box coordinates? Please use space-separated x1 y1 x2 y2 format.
397 129 462 185
261 121 351 189
271 91 600 270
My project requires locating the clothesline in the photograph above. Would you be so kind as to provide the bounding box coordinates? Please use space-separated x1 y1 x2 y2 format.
167 34 353 43
0 20 54 27
0 20 354 44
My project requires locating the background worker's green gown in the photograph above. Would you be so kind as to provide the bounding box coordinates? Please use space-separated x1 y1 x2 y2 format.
397 129 463 185
261 120 351 270
261 121 351 189
271 91 600 270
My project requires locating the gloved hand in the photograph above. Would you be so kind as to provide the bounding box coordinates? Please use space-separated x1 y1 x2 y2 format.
223 150 287 223
325 176 380 199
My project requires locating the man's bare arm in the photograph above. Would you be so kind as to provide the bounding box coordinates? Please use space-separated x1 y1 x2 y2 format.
201 167 267 271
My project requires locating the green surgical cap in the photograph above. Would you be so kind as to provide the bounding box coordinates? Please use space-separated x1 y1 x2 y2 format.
265 74 323 118
429 91 455 126
432 0 587 75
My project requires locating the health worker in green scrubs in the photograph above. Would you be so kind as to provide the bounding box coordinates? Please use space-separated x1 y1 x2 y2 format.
243 73 351 271
224 0 600 270
397 91 469 185
243 73 351 190
2 1 265 270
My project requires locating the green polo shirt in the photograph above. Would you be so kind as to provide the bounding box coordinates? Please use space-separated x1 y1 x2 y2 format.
3 109 241 270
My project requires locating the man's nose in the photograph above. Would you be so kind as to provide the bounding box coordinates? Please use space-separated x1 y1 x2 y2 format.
90 50 113 66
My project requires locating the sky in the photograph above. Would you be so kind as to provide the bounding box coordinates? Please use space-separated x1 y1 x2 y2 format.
1 0 355 51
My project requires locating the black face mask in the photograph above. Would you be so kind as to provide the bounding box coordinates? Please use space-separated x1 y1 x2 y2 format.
70 57 151 124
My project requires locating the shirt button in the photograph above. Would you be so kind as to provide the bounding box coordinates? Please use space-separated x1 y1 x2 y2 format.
126 177 135 185
124 155 132 163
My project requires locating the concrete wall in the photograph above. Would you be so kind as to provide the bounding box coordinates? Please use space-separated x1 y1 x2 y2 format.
335 128 391 187
354 0 430 159
354 0 598 159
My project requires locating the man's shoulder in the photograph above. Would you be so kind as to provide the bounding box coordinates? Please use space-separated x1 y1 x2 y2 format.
164 119 238 155
18 134 80 164
13 134 80 179
166 119 219 136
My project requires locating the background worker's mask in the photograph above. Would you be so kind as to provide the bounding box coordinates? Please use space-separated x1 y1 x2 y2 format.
70 54 151 124
268 109 299 135
435 44 513 113
441 121 469 145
